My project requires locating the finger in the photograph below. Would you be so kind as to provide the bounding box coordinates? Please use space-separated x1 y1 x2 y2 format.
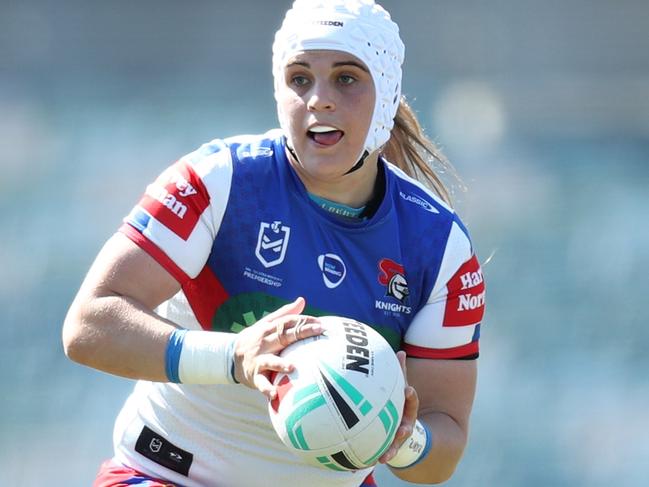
263 297 306 322
276 319 290 347
380 434 404 464
395 387 418 439
270 315 323 353
273 315 308 347
403 385 419 421
252 355 295 399
379 386 419 464
380 445 398 464
291 315 324 340
253 371 277 400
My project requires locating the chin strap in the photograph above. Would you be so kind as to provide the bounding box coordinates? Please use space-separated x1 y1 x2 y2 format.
285 141 300 166
285 137 369 176
343 150 370 175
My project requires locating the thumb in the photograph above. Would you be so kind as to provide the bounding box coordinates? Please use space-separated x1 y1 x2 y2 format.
264 297 306 321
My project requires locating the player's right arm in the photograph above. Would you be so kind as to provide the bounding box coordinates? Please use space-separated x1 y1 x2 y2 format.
62 232 320 394
62 231 182 382
63 143 323 391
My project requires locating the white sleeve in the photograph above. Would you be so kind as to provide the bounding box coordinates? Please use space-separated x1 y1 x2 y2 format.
403 221 485 359
120 141 233 283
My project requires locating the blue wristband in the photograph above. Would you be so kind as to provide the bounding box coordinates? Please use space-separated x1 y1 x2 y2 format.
165 329 188 383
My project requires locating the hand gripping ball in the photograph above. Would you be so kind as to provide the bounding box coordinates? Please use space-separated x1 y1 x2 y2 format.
268 316 405 471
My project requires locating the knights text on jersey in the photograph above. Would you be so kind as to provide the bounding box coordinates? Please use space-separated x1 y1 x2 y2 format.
113 130 485 485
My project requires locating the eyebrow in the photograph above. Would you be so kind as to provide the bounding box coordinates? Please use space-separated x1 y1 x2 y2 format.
286 60 369 72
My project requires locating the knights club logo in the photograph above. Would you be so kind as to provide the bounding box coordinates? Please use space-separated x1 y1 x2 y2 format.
378 258 409 303
255 221 291 268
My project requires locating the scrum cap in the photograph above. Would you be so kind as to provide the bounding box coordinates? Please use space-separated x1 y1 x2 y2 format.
273 0 405 161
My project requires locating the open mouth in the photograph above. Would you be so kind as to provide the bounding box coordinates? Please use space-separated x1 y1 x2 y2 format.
307 125 344 146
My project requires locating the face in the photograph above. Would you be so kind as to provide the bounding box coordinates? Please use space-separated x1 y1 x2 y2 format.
276 50 376 181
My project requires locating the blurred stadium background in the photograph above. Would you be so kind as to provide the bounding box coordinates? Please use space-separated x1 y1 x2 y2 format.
1 0 648 485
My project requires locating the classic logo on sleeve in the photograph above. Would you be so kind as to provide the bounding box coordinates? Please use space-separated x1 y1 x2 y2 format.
443 255 485 327
399 191 439 213
138 160 210 241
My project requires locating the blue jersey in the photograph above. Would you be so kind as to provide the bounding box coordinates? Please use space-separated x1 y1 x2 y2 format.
122 129 484 359
112 130 485 486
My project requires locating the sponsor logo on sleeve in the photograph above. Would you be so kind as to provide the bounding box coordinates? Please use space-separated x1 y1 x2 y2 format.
238 146 274 159
318 253 347 289
138 160 210 241
375 258 412 315
255 221 291 268
399 191 439 213
443 255 485 327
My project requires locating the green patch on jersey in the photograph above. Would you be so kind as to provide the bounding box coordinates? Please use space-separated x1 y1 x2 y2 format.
210 292 401 350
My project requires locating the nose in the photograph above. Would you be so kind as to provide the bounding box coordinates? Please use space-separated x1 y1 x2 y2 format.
306 81 336 112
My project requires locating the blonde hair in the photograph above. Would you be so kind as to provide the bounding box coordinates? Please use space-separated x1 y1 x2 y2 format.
381 97 463 207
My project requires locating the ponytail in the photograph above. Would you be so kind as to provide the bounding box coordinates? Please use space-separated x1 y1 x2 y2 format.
382 97 463 207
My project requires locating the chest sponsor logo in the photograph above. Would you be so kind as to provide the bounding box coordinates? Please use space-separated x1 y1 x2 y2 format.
399 191 439 213
255 221 291 268
138 160 210 241
443 255 485 327
318 253 347 289
376 258 411 315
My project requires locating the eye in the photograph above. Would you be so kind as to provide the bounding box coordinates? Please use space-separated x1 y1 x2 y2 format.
338 74 356 85
291 75 311 87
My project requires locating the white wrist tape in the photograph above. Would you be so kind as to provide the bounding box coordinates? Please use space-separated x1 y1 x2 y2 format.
166 329 238 385
387 419 432 469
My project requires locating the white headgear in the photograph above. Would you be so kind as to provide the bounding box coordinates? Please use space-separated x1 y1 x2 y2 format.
272 0 405 163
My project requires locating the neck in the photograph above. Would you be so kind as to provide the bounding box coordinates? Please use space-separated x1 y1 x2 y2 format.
286 147 380 208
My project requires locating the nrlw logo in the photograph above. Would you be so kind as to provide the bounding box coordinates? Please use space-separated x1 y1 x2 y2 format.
255 221 291 268
149 438 162 453
376 258 411 315
318 253 346 289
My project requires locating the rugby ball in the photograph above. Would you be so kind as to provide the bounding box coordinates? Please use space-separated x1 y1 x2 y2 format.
268 316 405 471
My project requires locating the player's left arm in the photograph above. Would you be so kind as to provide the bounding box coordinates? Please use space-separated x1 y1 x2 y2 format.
380 221 483 482
383 355 477 484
